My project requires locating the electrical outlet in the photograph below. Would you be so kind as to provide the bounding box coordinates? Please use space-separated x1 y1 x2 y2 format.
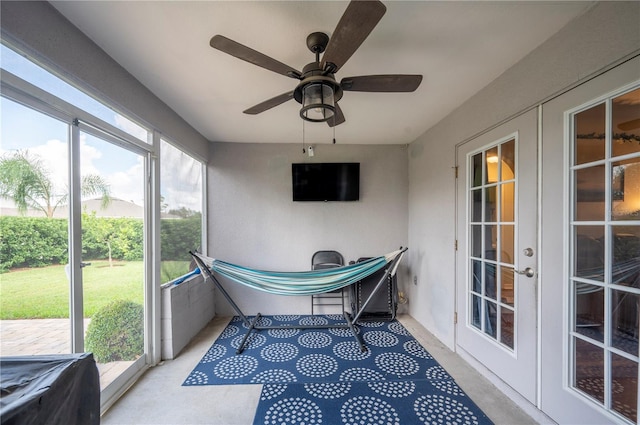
413 276 418 286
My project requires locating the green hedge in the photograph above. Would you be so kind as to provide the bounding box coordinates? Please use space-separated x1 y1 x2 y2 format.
0 215 201 272
81 213 143 262
0 216 68 271
160 215 201 261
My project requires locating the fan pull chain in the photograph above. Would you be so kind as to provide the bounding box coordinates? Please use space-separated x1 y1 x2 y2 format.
302 120 306 154
332 115 336 144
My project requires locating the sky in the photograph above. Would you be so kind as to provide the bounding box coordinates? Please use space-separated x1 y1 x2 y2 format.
0 44 202 212
0 96 145 208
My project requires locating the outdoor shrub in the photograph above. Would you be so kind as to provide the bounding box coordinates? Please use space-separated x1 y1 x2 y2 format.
85 300 143 363
0 216 68 271
160 215 201 261
81 213 143 261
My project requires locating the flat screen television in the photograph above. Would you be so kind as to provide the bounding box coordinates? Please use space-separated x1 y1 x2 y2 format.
292 163 360 202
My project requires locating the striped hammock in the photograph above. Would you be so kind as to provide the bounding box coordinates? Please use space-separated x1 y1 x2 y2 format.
193 249 405 296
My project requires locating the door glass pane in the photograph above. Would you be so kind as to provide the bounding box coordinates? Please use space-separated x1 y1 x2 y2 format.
471 225 482 258
574 337 605 403
471 189 482 222
80 132 145 390
500 266 515 307
611 352 638 422
612 87 640 158
467 137 518 350
611 289 638 356
485 300 497 337
574 282 604 342
501 307 514 349
501 182 515 222
471 153 482 188
501 139 516 181
612 158 640 222
486 147 499 183
160 139 203 284
575 226 604 281
0 98 70 356
485 263 496 300
575 165 605 221
484 225 496 260
471 295 481 329
484 186 497 221
612 226 640 288
471 260 482 293
500 225 515 265
574 103 605 165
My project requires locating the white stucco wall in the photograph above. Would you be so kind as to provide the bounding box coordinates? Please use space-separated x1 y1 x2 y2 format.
208 142 409 316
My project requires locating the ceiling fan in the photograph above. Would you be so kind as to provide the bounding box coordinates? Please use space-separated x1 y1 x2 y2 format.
209 0 422 127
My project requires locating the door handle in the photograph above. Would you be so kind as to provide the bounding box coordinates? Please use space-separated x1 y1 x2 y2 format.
515 267 535 278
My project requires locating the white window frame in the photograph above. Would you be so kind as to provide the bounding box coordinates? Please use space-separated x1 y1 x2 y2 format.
465 132 520 356
1 67 161 412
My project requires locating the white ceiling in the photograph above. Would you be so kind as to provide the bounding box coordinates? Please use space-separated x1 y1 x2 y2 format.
51 1 593 145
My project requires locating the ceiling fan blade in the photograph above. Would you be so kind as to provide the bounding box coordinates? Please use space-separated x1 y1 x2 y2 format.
341 75 423 92
322 0 386 72
618 118 640 131
243 91 294 115
210 35 301 78
327 103 345 127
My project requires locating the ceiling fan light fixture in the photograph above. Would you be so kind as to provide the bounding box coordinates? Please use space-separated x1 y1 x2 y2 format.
300 82 335 122
210 1 421 126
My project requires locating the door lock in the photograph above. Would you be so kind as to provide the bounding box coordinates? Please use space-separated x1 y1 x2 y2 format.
523 248 534 257
515 267 535 278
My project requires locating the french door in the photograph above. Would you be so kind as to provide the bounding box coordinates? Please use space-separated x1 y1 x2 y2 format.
72 123 150 406
541 56 640 424
455 109 538 403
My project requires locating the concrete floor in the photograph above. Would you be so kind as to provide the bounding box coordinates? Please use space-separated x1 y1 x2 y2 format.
101 315 542 425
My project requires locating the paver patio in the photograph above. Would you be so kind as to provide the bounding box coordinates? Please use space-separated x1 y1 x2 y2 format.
0 318 132 390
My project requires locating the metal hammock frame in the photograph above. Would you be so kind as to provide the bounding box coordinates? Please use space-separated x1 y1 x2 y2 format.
190 247 408 354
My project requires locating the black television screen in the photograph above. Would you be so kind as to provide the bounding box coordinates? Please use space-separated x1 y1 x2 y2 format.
292 163 360 202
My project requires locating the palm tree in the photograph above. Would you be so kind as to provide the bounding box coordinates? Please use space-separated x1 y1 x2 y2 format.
0 150 111 217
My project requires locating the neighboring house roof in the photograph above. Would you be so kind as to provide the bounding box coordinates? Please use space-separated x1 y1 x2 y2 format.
74 198 143 218
1 198 180 219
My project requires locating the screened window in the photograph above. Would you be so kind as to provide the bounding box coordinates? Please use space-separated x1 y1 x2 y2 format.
160 138 204 283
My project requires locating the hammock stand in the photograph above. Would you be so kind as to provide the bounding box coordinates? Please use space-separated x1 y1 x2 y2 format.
190 247 408 354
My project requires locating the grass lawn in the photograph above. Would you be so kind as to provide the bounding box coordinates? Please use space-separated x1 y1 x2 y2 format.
0 261 144 319
161 260 192 283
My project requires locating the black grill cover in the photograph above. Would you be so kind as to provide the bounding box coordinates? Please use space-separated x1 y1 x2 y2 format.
1 353 100 425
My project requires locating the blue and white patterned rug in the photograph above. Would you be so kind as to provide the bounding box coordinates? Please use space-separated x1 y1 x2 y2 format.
253 380 492 425
183 315 442 385
184 315 493 424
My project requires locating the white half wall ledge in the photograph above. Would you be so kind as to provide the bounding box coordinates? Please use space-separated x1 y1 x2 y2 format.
161 274 215 360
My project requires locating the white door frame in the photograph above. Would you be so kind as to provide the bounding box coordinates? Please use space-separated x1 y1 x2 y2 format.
455 108 539 405
540 56 640 424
